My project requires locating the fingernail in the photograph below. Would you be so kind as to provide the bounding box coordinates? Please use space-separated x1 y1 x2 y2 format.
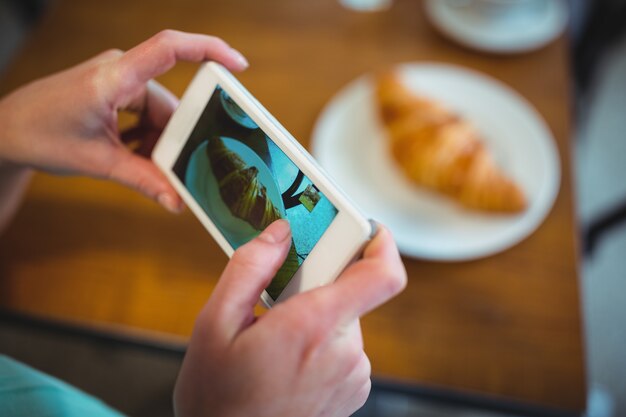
158 193 182 214
258 219 291 244
231 48 249 69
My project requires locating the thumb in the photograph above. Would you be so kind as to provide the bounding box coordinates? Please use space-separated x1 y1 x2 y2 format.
107 148 183 213
209 220 292 341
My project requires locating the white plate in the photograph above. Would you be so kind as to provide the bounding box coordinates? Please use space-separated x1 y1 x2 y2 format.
311 63 560 261
424 0 568 54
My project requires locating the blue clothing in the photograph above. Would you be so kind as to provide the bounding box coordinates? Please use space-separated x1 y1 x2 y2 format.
0 355 124 417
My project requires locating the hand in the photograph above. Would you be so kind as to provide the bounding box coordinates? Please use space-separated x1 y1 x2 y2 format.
0 30 249 213
174 220 407 417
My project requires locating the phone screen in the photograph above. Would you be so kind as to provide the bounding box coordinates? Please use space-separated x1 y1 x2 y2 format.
172 85 338 300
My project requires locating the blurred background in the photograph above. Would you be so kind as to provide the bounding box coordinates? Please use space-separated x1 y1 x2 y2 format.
1 0 625 416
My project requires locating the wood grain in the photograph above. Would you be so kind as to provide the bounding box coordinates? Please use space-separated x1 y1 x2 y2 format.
0 0 585 412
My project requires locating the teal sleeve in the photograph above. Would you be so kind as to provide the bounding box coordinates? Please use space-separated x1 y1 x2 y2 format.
0 355 126 417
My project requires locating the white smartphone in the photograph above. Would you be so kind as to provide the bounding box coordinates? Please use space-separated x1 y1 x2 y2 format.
152 62 373 307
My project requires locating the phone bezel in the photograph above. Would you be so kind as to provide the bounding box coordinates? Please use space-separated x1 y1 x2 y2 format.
153 62 371 307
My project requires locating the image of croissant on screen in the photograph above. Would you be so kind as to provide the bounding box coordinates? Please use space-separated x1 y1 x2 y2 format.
206 136 282 229
375 72 527 213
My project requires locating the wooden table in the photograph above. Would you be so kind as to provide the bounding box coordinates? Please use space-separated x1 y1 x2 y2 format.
0 0 586 414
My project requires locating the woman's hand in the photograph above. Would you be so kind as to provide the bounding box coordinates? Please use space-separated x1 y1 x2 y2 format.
0 30 248 213
174 221 407 417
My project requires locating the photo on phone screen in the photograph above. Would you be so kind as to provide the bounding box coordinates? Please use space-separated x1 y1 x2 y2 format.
172 85 338 300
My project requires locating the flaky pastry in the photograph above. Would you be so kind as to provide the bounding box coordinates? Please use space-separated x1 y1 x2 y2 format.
375 73 527 213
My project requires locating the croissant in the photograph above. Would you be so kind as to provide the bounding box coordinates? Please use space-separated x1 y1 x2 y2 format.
375 73 527 213
264 242 301 300
207 136 282 229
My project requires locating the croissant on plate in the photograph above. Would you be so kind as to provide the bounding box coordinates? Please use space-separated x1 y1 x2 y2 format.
375 72 527 213
207 136 282 229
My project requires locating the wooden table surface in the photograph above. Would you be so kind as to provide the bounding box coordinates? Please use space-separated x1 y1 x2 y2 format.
0 0 586 413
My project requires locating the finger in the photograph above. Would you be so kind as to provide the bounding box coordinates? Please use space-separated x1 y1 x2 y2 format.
332 377 372 417
309 319 363 379
119 125 160 157
318 344 371 417
107 149 184 213
329 351 371 417
117 30 248 89
345 318 364 352
124 79 180 130
209 220 292 341
120 80 179 157
307 226 407 328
